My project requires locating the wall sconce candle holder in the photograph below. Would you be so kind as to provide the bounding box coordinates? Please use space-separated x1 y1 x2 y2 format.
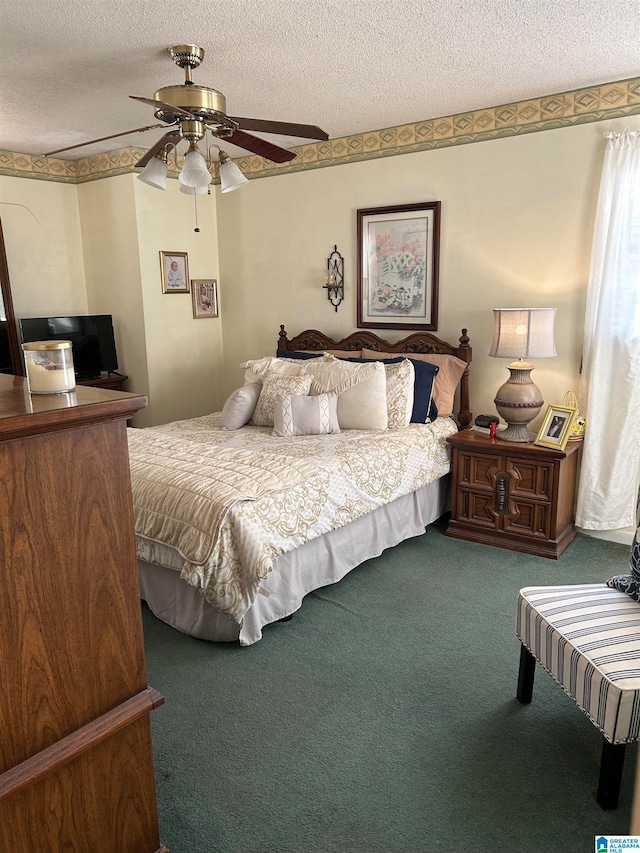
324 245 344 311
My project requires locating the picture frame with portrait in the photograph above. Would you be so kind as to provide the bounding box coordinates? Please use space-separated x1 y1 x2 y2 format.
160 251 190 293
191 279 219 318
534 404 578 451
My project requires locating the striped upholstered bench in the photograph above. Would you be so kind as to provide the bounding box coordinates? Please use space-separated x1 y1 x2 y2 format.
516 583 640 809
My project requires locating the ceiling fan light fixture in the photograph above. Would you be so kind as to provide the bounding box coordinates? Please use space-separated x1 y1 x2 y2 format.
137 155 168 190
178 148 212 188
218 150 249 193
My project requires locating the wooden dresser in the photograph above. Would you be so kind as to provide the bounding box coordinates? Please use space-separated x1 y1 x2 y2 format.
446 429 580 559
76 372 129 391
0 375 167 852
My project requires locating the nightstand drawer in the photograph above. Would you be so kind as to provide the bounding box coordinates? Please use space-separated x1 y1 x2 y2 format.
457 489 500 530
458 452 501 490
503 499 551 539
507 457 553 501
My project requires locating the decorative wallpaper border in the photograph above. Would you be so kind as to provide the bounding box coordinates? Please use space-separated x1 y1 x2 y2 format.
1 77 638 185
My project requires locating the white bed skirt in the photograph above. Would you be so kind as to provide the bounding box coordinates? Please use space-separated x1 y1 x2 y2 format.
138 474 450 645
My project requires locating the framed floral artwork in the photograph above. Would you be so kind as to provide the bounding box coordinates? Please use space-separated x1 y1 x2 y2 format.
357 202 440 330
160 251 189 293
191 279 219 318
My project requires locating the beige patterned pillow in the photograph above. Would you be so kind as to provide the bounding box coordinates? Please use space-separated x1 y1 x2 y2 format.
385 359 414 429
251 373 313 427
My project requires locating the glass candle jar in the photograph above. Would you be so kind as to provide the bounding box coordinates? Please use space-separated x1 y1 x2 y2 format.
22 340 76 394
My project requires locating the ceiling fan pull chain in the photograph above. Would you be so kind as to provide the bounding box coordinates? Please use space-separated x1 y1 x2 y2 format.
193 194 200 233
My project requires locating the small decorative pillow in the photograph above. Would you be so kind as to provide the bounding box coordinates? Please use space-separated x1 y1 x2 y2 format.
385 359 414 429
220 384 261 430
606 487 640 601
251 373 313 427
273 393 340 437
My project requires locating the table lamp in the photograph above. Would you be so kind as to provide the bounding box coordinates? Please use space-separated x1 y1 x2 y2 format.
489 308 557 442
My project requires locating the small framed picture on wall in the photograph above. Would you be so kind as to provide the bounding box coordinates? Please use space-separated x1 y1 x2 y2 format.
191 279 219 318
160 251 190 293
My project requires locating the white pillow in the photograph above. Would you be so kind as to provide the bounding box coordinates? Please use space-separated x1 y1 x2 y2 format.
241 356 305 385
335 367 388 429
273 393 340 437
251 373 313 427
385 359 414 429
305 356 388 430
302 354 379 395
220 384 261 430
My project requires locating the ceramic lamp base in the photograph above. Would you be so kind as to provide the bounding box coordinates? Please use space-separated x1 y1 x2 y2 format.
494 361 543 443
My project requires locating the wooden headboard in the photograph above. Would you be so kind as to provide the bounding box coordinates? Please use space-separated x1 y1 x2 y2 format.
277 325 472 428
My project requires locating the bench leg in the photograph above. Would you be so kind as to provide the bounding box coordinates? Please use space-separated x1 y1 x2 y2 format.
516 643 536 704
597 739 626 810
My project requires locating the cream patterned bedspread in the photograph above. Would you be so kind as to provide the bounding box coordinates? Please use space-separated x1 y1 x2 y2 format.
128 414 457 625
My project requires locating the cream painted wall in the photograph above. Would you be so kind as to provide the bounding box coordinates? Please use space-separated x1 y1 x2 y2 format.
217 115 640 437
133 179 223 426
0 176 87 327
77 175 149 421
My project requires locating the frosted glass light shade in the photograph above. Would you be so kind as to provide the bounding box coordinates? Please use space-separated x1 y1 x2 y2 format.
179 150 212 188
219 159 249 193
489 308 557 361
179 184 209 195
137 157 168 190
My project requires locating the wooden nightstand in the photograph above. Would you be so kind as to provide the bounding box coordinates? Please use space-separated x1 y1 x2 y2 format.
445 430 581 559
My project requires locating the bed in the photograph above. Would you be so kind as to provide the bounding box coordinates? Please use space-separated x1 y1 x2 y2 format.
133 325 472 645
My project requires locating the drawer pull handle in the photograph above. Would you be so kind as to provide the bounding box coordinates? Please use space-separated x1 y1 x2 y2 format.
495 471 511 515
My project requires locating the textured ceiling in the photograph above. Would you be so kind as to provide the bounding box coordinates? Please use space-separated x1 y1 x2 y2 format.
1 0 639 161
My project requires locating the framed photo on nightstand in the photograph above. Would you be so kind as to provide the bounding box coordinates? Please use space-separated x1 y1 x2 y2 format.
534 404 577 451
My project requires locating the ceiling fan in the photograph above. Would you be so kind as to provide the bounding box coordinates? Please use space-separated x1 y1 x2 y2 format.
44 44 329 169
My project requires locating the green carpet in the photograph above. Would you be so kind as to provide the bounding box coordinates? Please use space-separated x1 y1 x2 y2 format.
143 523 636 853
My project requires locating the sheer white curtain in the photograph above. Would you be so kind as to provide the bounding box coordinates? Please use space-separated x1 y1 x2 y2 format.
576 130 640 530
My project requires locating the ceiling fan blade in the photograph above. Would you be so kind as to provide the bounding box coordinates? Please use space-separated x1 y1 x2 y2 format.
222 129 297 163
229 117 329 141
44 124 165 157
130 95 194 119
135 131 182 167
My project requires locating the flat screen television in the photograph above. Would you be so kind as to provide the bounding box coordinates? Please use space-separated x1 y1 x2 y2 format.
19 314 119 380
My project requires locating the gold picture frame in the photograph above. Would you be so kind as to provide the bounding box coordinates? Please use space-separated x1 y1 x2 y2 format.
191 279 218 318
534 404 578 451
160 251 190 293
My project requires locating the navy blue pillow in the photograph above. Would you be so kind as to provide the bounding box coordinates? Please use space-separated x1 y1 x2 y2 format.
276 349 323 360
